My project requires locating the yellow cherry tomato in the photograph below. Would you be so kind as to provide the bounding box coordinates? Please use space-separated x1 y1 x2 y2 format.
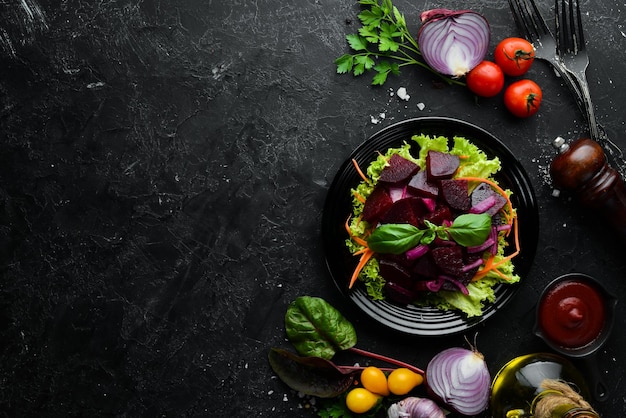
360 366 390 396
387 368 424 395
345 387 381 414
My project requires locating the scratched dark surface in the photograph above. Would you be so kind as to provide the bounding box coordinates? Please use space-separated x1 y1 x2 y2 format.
0 0 624 416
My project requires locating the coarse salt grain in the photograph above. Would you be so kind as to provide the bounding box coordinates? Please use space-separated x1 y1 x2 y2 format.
397 87 410 101
370 112 386 124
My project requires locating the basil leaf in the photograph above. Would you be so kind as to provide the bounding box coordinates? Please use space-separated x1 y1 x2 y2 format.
268 348 356 398
448 213 492 247
285 296 357 359
366 223 431 254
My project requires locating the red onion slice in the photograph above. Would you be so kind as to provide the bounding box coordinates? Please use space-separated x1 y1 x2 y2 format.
426 347 491 416
418 9 490 77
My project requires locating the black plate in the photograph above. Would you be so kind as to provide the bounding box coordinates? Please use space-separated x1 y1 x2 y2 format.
322 117 539 336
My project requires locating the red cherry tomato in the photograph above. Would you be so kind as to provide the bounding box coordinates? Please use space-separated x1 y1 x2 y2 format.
504 79 543 118
466 61 505 98
494 37 535 76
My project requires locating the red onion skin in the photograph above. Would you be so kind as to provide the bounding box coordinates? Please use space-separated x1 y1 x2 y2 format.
419 8 475 23
425 347 491 416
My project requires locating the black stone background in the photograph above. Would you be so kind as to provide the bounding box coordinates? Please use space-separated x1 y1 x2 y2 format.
1 0 624 416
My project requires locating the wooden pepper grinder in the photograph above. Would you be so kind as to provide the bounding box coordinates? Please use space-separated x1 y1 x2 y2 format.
550 137 626 242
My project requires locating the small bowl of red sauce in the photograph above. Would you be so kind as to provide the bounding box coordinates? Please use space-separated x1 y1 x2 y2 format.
535 273 616 356
534 273 617 401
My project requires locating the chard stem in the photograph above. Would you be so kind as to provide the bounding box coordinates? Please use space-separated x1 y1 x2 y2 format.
348 347 425 375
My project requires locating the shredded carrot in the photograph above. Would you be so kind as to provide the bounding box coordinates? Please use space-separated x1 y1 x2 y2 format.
472 255 495 281
352 190 366 204
349 248 375 289
344 216 369 247
471 215 520 281
352 159 370 184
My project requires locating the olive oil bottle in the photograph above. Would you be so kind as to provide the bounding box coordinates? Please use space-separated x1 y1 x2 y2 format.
490 353 600 418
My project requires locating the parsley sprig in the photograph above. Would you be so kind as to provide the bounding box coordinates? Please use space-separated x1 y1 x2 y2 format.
335 0 461 86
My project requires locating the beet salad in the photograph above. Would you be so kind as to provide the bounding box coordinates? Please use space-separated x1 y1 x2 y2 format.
345 134 520 317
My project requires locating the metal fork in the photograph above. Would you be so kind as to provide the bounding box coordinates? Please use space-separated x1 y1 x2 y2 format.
509 0 626 178
507 0 584 112
555 0 626 176
554 0 599 138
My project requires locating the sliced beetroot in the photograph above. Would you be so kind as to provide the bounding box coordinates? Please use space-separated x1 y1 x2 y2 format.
379 259 413 289
423 204 452 226
407 170 439 198
440 179 470 211
421 197 437 212
384 282 417 305
378 154 420 184
431 246 464 277
362 185 393 223
381 197 426 227
470 182 507 216
426 150 460 180
470 182 493 203
485 192 507 216
388 185 406 202
379 252 415 271
441 277 469 293
412 252 440 280
460 252 483 283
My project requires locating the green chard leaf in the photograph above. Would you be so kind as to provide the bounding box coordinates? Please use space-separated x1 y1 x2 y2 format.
285 296 357 359
268 348 356 398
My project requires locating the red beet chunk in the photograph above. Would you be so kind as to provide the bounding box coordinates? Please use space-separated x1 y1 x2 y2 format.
440 179 470 211
378 154 420 184
459 253 482 283
381 197 426 227
379 259 413 289
407 170 439 198
423 204 452 226
362 185 393 223
411 252 439 280
470 182 507 216
470 182 493 203
431 246 464 277
384 282 417 305
426 150 460 181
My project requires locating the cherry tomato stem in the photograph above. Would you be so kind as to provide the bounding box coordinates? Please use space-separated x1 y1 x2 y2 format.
494 37 535 76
